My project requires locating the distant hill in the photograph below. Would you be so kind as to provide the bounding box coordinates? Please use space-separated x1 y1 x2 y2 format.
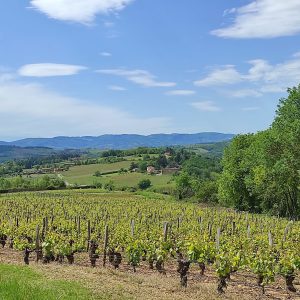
0 145 83 163
0 133 234 150
0 145 56 162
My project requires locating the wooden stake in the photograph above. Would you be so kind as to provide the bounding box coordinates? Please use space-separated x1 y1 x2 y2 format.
87 220 91 251
103 225 109 267
268 231 273 247
131 219 135 237
216 227 221 251
35 225 41 262
163 222 169 242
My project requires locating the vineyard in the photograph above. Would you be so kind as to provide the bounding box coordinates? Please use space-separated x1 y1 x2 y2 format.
0 190 300 299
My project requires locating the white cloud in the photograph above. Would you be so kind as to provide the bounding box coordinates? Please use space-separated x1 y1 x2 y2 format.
246 59 272 81
18 63 87 77
97 69 176 87
225 89 262 98
191 101 221 112
100 52 112 57
212 0 300 38
0 76 170 140
165 90 196 96
108 85 126 91
260 85 285 93
194 66 242 86
30 0 134 24
195 52 300 94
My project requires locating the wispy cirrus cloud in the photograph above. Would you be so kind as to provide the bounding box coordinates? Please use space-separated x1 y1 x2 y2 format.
108 85 126 91
30 0 134 24
100 52 112 57
212 0 300 38
97 69 176 88
191 101 221 112
18 63 87 77
225 89 263 98
194 65 242 87
165 89 196 96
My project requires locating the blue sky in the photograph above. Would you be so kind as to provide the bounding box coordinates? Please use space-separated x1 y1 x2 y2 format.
1 0 300 140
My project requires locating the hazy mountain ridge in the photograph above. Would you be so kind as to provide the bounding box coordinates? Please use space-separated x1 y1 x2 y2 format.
0 145 57 162
0 133 234 150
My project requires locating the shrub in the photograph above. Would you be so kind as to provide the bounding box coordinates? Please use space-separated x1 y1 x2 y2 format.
94 171 101 177
104 180 115 191
138 179 151 190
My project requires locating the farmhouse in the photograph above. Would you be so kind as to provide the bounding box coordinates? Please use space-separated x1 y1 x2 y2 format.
146 166 156 174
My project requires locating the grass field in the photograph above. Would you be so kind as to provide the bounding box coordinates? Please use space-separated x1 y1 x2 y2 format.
0 264 99 300
0 257 242 300
61 161 132 185
101 172 174 188
61 160 174 189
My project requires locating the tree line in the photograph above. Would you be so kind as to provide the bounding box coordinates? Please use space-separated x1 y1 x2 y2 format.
218 85 300 219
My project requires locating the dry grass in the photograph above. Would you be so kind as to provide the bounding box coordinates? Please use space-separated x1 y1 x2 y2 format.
1 247 299 300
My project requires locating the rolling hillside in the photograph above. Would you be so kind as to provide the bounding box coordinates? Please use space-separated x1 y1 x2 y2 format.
0 133 234 149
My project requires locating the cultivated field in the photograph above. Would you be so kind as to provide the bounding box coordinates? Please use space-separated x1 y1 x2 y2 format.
60 160 174 189
0 190 299 299
62 160 132 183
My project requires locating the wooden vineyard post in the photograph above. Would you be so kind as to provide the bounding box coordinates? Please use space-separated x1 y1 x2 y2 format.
208 223 212 240
42 217 46 240
163 222 169 242
77 216 81 238
131 219 135 237
247 224 251 239
199 217 203 233
87 220 91 251
35 225 41 262
103 225 109 267
45 217 48 234
232 221 236 235
268 231 273 248
216 227 221 251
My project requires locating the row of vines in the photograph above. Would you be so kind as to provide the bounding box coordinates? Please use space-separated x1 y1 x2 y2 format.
0 190 299 294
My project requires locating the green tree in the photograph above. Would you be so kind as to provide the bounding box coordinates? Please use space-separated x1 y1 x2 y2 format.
138 161 148 172
175 172 195 200
104 180 115 191
195 179 218 203
94 170 101 177
138 179 151 190
218 85 300 218
218 134 255 211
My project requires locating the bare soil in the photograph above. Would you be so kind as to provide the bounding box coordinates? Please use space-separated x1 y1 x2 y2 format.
1 247 299 300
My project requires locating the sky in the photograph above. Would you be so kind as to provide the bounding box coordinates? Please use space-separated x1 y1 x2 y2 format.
1 0 300 140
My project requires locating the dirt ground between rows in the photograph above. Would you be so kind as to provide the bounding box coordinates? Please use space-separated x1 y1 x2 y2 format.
1 247 300 300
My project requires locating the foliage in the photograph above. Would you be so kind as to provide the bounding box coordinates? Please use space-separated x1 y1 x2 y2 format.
0 175 65 192
174 172 195 199
94 171 101 177
218 85 300 218
137 179 151 190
